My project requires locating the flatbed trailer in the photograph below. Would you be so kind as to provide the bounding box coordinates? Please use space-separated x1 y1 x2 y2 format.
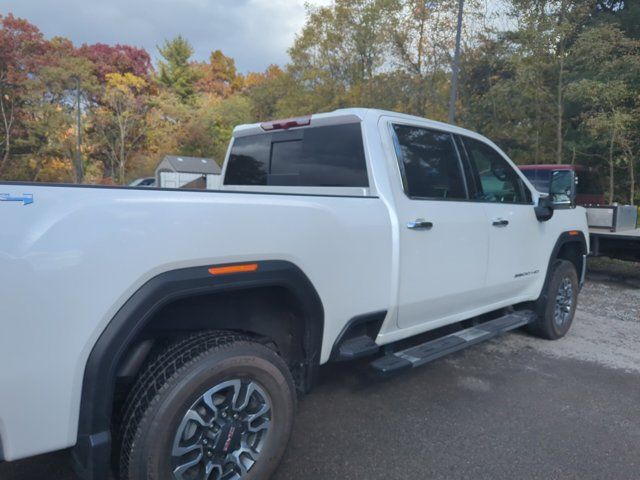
589 227 640 262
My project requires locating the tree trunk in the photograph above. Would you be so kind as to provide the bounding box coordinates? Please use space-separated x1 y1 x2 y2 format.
2 135 10 172
119 118 126 184
630 157 635 205
608 127 616 204
556 3 566 165
556 53 564 164
0 91 13 175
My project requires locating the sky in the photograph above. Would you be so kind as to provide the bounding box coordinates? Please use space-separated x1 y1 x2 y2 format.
1 0 332 73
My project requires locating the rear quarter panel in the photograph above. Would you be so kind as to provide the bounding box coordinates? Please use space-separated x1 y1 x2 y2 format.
0 184 392 460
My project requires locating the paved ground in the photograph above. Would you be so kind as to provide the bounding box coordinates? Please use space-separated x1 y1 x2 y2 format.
2 266 639 480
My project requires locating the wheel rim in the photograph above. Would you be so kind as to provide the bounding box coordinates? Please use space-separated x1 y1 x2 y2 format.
171 379 272 480
554 277 573 328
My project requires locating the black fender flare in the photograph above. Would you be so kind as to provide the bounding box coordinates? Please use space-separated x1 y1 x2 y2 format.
539 231 588 303
71 260 323 480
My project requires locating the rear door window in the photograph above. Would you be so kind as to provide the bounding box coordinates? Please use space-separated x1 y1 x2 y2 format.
224 123 368 187
391 124 467 200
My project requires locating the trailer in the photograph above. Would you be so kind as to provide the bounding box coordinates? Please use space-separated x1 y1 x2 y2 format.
590 227 640 262
587 204 640 262
518 165 639 263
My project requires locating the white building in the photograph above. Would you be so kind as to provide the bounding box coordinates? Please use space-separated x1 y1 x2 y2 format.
155 155 221 190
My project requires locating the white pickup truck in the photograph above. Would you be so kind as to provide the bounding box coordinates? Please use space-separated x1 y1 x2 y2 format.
0 109 588 480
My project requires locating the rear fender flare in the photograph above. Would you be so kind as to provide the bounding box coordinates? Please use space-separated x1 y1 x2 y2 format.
72 260 323 480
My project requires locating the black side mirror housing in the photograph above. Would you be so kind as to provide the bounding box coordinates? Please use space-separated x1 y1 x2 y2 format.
535 195 554 222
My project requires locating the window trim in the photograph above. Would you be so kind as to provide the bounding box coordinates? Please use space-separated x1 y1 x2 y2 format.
456 134 535 206
389 122 471 202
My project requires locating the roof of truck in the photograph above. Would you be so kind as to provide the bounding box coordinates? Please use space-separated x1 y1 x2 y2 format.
232 108 487 141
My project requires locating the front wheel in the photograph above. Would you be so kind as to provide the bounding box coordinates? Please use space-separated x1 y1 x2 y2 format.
119 331 296 480
527 259 579 340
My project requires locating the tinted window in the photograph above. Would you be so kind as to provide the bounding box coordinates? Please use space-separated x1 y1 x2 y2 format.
224 123 368 187
462 137 526 203
522 169 536 184
534 170 552 192
392 124 467 200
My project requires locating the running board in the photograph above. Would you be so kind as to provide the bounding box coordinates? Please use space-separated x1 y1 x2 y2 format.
370 310 537 377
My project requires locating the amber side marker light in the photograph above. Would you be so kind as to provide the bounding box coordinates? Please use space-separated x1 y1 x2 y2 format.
208 263 259 276
568 230 580 236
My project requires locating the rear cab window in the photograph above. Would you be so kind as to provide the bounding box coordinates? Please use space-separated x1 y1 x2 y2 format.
224 122 369 192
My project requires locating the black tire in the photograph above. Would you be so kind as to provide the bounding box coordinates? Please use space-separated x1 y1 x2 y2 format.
119 331 296 480
527 260 579 340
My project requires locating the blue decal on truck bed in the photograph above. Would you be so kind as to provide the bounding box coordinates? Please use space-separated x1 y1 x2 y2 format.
0 193 33 205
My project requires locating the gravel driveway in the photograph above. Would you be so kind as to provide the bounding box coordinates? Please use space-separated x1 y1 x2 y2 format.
2 262 639 480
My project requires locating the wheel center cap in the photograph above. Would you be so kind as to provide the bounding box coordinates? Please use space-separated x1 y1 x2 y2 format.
215 422 242 454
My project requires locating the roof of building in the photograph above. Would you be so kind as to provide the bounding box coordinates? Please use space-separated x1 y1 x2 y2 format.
158 155 221 174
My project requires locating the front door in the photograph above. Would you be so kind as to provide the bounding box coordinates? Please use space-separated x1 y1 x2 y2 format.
459 135 542 303
390 123 490 330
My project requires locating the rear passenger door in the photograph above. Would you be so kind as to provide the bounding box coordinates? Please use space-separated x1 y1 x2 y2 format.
390 123 491 330
458 135 543 303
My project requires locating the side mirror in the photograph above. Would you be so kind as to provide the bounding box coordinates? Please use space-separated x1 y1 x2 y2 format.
534 170 577 222
535 195 554 222
549 169 576 208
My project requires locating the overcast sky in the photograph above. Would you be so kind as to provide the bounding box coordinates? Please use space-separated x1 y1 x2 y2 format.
2 0 331 73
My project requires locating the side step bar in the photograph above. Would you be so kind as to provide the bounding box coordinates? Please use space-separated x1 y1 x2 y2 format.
370 310 537 377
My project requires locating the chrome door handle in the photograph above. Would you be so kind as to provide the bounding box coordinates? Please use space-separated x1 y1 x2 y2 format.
492 219 509 227
407 219 433 230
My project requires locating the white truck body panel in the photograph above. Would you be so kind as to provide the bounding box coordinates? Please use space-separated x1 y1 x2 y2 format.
0 108 588 462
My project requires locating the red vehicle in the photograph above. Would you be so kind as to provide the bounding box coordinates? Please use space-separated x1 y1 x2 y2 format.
519 164 606 206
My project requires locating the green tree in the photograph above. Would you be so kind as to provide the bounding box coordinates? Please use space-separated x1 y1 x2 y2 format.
157 36 198 102
566 24 640 203
286 0 397 112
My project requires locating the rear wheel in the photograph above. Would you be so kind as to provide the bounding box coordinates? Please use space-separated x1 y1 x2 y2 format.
119 331 296 480
527 260 579 340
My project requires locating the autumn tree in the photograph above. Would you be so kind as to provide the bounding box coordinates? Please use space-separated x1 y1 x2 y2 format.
195 50 244 97
79 43 153 83
93 73 150 183
0 14 46 176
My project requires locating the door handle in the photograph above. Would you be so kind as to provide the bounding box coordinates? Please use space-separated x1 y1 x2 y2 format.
407 219 433 230
492 219 509 227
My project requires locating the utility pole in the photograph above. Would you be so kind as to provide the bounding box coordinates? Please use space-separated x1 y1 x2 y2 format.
448 0 464 125
74 75 84 184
